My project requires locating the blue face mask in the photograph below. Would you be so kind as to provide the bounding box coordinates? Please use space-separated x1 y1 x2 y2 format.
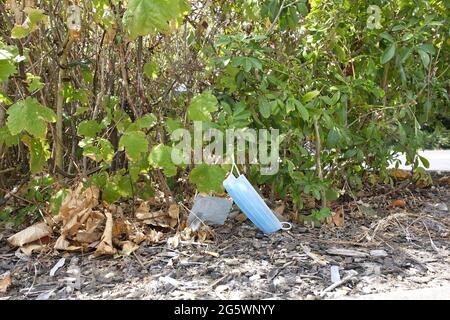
223 166 292 234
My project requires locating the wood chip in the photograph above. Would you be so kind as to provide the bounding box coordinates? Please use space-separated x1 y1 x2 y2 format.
326 248 369 258
0 272 11 293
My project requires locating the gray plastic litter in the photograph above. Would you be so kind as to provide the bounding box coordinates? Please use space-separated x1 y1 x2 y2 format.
187 195 233 231
330 265 341 283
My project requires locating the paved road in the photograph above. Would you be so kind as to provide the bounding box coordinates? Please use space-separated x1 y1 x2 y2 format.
391 150 450 172
344 286 450 300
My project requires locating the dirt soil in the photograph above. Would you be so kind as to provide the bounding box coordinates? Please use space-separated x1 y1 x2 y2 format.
1 180 449 300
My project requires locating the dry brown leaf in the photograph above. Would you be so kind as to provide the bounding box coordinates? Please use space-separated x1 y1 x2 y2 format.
413 169 433 188
235 213 248 223
274 204 285 217
205 251 219 258
84 211 105 234
0 272 11 294
54 235 81 251
147 229 164 243
391 199 406 208
390 169 411 180
20 243 44 256
137 210 166 220
112 219 130 238
104 24 117 45
302 193 316 209
437 176 450 186
95 211 117 256
265 17 271 30
130 231 146 244
136 202 178 228
167 234 180 249
180 227 192 241
7 222 50 247
54 235 70 250
61 208 90 236
135 202 150 217
58 184 100 238
197 225 213 242
59 184 99 217
332 207 345 227
107 204 123 216
168 204 179 219
120 241 139 256
75 232 101 243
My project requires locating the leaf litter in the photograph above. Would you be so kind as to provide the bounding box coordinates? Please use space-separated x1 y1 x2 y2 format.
1 176 449 299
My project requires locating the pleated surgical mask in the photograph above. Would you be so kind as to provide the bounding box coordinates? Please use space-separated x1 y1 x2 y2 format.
223 164 292 234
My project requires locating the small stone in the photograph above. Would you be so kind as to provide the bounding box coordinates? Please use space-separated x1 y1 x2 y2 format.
255 233 264 239
361 286 373 294
370 249 388 257
249 274 261 281
425 202 448 213
436 203 448 212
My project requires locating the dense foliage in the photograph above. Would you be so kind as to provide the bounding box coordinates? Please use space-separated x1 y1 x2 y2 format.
0 0 448 224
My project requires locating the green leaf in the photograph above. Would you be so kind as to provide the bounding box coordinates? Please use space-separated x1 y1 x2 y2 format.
166 117 182 133
381 43 396 64
296 102 309 122
0 60 16 82
189 164 226 193
11 8 47 39
419 155 430 169
26 73 44 93
417 49 430 68
187 91 218 122
7 97 56 138
325 188 340 201
50 189 68 215
320 96 333 106
380 32 394 42
0 126 19 147
136 113 157 129
123 0 190 39
232 56 262 72
0 92 12 105
143 62 160 79
119 131 148 161
418 44 435 55
400 47 413 63
148 144 177 177
259 99 271 118
401 33 413 41
333 44 346 63
103 181 121 204
78 120 104 138
26 8 47 26
302 90 320 104
309 208 332 223
11 25 30 39
327 127 340 147
22 135 50 173
81 138 114 163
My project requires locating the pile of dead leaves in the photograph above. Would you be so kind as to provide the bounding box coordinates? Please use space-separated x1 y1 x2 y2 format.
6 183 214 257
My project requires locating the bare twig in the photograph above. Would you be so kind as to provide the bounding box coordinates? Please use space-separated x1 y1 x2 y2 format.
320 270 358 297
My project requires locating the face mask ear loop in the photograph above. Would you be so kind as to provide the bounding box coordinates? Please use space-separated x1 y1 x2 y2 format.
281 222 293 231
229 153 241 178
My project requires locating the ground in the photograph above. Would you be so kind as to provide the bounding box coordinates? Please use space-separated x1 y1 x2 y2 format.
0 179 449 300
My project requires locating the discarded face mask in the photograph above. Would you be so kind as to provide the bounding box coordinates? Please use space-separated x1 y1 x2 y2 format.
223 166 291 234
187 194 233 231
